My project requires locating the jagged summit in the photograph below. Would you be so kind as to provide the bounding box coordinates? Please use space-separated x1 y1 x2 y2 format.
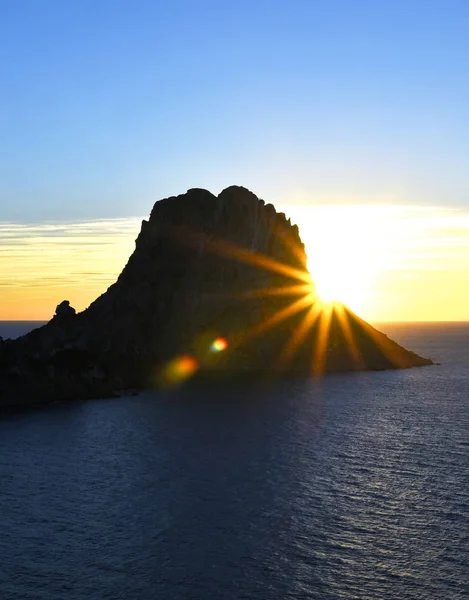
0 186 432 408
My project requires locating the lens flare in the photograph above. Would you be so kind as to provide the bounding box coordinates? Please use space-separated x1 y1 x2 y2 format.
160 355 199 386
210 337 228 352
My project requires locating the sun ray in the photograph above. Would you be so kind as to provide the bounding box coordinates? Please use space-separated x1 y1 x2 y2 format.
344 308 408 368
312 303 334 376
172 225 312 284
334 303 365 370
207 283 313 300
203 235 312 283
234 292 314 348
275 302 323 371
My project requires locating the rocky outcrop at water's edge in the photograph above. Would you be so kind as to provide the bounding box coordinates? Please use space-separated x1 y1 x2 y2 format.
0 186 433 408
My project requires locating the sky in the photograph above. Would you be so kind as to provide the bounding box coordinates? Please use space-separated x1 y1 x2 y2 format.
1 0 469 320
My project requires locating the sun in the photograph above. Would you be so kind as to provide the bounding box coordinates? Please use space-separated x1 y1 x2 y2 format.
314 272 351 304
280 204 392 315
312 264 368 311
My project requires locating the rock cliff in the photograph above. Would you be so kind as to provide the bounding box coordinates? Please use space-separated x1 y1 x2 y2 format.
0 186 432 408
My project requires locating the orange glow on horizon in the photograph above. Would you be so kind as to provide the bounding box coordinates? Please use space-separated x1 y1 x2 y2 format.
1 203 469 322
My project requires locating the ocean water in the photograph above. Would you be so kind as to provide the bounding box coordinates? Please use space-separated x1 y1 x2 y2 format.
0 322 468 599
0 321 47 340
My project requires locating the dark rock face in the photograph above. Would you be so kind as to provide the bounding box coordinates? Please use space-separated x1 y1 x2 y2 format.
0 186 432 408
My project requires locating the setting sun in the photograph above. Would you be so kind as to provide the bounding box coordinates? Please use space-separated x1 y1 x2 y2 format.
281 203 469 322
312 267 368 311
283 205 386 315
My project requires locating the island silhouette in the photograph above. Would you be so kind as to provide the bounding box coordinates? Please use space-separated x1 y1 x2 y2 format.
0 186 432 408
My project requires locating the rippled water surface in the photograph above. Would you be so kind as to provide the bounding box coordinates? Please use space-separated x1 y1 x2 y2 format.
1 323 468 599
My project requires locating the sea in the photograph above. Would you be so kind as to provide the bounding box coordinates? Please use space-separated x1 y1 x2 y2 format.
0 321 468 600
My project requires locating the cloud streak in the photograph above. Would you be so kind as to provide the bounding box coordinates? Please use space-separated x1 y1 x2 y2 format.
0 218 142 319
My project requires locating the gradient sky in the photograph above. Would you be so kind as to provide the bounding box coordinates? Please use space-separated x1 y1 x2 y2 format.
1 0 469 320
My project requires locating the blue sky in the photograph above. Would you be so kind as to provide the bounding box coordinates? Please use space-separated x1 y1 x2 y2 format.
2 0 469 221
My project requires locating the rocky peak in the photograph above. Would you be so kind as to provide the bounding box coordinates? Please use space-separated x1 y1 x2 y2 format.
0 185 432 409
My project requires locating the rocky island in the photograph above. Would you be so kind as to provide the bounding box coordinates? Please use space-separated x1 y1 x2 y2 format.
0 186 432 408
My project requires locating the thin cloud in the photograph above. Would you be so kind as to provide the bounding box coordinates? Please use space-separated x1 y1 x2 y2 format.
0 218 142 318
